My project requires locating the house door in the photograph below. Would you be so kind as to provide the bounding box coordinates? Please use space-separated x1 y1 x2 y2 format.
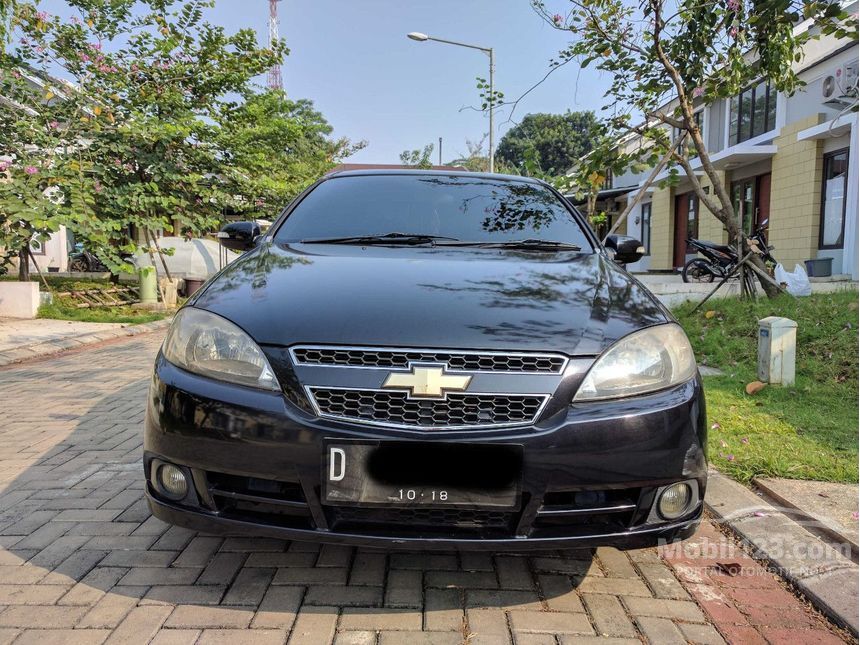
673 192 698 268
755 173 771 230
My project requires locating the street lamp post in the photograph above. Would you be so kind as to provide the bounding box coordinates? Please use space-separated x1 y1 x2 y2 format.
407 32 495 173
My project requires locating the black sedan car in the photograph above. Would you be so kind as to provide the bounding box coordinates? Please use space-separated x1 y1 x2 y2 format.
144 170 706 550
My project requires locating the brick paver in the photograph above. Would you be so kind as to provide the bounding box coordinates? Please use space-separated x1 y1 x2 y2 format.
0 334 850 643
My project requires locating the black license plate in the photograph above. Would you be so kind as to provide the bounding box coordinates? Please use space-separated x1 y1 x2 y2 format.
323 441 522 508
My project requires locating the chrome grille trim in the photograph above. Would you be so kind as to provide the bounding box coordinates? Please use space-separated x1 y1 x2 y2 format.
306 386 550 430
290 345 568 374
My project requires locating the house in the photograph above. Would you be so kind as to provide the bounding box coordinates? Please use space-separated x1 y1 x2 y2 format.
569 10 858 279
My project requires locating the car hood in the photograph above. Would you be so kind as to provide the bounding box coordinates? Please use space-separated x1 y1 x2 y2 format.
192 242 670 356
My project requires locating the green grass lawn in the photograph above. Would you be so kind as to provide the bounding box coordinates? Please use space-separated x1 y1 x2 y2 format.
3 275 172 324
673 291 859 483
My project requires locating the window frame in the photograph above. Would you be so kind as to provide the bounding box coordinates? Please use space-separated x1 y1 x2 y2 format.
818 147 850 250
728 81 777 146
640 201 652 256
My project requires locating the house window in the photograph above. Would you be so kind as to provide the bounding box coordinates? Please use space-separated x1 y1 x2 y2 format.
673 110 704 139
729 81 776 145
640 202 652 255
602 168 613 190
820 148 849 249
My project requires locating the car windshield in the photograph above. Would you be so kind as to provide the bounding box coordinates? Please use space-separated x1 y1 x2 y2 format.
273 174 593 249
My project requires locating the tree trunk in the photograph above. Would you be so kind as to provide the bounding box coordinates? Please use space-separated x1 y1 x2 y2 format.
17 247 30 282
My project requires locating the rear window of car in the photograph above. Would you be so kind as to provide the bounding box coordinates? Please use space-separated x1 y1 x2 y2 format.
273 174 593 249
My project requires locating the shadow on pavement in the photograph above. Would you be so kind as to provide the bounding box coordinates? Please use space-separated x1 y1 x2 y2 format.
0 374 602 627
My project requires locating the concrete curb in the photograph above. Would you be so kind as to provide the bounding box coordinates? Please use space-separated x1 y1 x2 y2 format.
0 318 172 367
705 469 859 635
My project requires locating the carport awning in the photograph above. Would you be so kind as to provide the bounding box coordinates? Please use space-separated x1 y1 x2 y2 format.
564 185 637 205
707 144 777 170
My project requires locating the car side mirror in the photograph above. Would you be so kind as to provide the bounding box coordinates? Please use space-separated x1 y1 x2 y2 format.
605 234 645 265
217 221 261 252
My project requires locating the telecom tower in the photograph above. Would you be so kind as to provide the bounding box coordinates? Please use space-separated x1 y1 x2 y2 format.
267 0 283 90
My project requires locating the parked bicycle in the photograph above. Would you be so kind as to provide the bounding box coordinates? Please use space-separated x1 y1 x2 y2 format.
682 218 776 284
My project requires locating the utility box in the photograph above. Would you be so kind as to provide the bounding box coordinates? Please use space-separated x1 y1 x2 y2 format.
758 317 797 386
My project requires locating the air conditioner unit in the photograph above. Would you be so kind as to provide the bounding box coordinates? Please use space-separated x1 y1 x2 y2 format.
822 63 859 108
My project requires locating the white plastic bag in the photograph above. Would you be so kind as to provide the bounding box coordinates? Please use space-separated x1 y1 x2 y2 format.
774 263 812 297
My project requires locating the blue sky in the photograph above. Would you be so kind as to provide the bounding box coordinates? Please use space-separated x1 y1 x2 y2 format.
38 1 608 164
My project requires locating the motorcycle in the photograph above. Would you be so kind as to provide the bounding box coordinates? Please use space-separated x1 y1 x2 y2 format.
68 243 108 273
682 218 776 283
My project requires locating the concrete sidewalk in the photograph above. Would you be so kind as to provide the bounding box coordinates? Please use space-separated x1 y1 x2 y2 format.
634 273 858 307
0 317 171 367
705 470 859 636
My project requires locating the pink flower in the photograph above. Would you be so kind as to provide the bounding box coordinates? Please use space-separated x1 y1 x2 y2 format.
11 70 20 79
79 53 90 62
693 87 704 98
0 161 9 172
48 121 59 130
727 0 740 11
741 437 749 444
552 13 564 25
89 42 102 51
71 16 82 25
94 180 102 193
37 11 49 21
24 166 38 175
725 454 735 462
852 512 859 521
730 26 739 38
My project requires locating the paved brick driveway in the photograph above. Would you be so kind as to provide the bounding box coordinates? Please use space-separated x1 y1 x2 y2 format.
0 334 847 644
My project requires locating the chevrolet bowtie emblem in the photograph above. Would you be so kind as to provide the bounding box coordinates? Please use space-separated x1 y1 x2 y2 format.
382 364 472 399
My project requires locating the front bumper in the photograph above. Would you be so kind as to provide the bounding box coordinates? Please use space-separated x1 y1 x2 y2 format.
144 355 707 550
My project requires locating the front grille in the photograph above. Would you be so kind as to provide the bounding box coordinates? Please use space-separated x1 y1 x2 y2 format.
309 388 547 429
292 346 566 373
206 471 314 530
532 488 640 533
330 506 515 531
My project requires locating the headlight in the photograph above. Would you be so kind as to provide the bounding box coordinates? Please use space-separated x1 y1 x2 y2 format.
162 307 280 391
574 323 696 401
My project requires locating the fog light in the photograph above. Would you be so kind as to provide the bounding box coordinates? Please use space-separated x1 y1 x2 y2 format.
157 463 188 499
658 483 692 519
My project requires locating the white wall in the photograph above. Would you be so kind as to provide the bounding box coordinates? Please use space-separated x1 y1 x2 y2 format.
28 226 68 272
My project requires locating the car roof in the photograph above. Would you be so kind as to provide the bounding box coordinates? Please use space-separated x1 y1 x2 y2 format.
324 168 546 185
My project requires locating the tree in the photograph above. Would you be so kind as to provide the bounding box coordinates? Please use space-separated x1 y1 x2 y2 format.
0 51 94 280
533 0 857 297
2 0 284 278
495 111 598 175
217 91 365 221
0 0 13 42
449 135 517 174
399 144 434 169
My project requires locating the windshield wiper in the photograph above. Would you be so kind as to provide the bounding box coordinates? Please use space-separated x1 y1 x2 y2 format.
438 238 582 251
300 232 460 246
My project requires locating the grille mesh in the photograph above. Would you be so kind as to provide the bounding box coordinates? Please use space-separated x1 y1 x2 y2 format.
310 388 545 428
293 347 565 373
